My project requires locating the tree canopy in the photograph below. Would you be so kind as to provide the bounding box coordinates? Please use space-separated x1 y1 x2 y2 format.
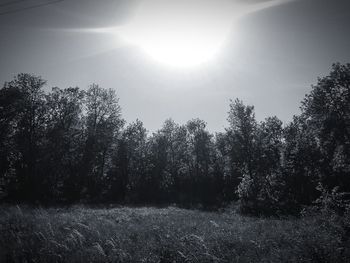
1 63 349 215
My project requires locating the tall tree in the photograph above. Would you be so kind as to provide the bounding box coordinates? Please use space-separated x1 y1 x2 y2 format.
118 120 149 203
147 119 182 203
185 119 216 205
1 74 47 201
43 87 85 201
226 99 257 201
0 82 24 198
301 63 350 192
282 115 321 208
81 84 124 200
238 116 285 214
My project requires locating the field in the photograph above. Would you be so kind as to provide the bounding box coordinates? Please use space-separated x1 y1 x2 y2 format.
0 205 349 263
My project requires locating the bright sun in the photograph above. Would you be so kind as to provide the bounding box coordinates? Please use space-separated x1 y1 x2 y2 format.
116 0 234 68
123 29 225 68
67 0 287 68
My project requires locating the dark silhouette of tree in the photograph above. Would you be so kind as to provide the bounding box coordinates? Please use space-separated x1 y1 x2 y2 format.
43 87 85 202
282 115 321 210
226 99 257 203
80 84 124 201
0 74 47 201
0 63 349 215
301 63 350 192
255 117 286 213
147 119 180 203
107 136 128 202
0 83 23 198
117 120 149 203
237 116 286 214
183 119 216 206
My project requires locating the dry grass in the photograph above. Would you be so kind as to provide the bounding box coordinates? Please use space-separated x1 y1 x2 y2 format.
0 205 349 262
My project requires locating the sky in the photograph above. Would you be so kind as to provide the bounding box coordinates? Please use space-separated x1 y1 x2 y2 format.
0 0 349 132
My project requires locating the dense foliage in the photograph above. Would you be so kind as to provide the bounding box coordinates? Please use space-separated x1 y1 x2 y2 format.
0 63 349 214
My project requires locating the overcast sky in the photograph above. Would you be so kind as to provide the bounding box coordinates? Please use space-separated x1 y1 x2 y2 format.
0 0 349 132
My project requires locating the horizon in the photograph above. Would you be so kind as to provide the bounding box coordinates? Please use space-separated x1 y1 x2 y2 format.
1 0 350 132
1 2 350 262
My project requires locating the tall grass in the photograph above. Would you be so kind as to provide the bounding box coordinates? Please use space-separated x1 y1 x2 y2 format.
0 205 349 262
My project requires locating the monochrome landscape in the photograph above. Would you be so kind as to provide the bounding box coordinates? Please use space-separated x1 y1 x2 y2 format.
0 0 350 262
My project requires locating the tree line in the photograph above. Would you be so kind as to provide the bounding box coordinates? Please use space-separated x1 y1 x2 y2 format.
0 63 349 214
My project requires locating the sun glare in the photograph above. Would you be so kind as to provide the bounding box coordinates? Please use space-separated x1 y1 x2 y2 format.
116 0 234 68
62 0 290 68
118 26 229 68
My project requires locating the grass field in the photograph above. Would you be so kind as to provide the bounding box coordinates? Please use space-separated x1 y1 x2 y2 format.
0 205 349 262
